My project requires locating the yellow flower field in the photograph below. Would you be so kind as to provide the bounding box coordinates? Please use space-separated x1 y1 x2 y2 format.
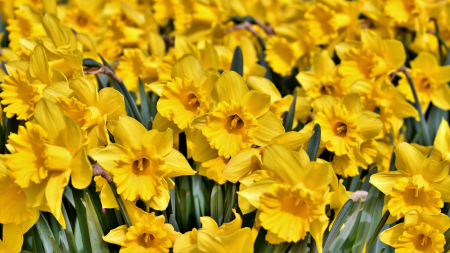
0 0 450 252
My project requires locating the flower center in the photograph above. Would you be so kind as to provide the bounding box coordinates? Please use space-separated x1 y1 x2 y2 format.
320 85 334 95
228 114 244 131
416 75 432 93
132 158 150 172
143 233 155 246
335 122 347 137
187 93 200 108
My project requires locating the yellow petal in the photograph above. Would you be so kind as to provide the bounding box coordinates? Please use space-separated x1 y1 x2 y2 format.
302 162 333 191
43 82 74 103
404 209 450 234
431 83 450 110
32 98 65 144
313 95 338 114
171 54 205 85
253 111 285 147
191 129 218 162
369 171 409 195
420 158 449 183
174 35 198 59
382 40 406 70
431 65 450 84
173 230 199 253
147 187 170 210
211 71 249 105
113 116 147 149
90 144 126 172
411 52 439 73
42 14 70 49
146 81 168 96
395 142 424 175
200 217 219 234
164 149 195 177
379 223 404 247
99 180 119 210
270 131 313 150
69 77 98 107
310 215 329 253
103 225 127 246
97 88 126 120
339 93 361 116
202 40 220 70
29 45 51 84
240 90 270 118
190 114 208 130
434 118 450 160
357 111 382 141
1 223 23 253
148 31 166 59
313 50 336 78
46 171 70 225
430 175 450 202
142 129 173 157
237 179 278 210
222 148 262 183
262 143 302 186
18 208 39 233
197 228 253 253
152 112 183 134
247 76 282 102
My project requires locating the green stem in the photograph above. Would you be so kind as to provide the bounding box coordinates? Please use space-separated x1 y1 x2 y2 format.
108 181 133 228
366 210 390 252
400 66 432 146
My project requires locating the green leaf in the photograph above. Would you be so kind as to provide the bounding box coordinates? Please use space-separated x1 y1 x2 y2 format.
108 181 133 228
366 210 391 252
360 166 377 192
290 238 308 253
1 60 7 74
284 90 297 132
61 202 78 253
353 187 381 253
428 105 447 141
169 215 180 232
35 213 56 253
63 187 75 208
260 50 272 81
366 191 386 253
223 182 237 224
139 77 150 129
86 193 110 253
323 199 354 253
329 201 363 252
273 242 290 253
444 227 450 253
254 227 269 253
306 124 321 161
22 225 37 252
210 183 224 226
50 236 62 253
71 187 92 253
230 46 243 76
82 58 103 68
48 213 61 245
85 183 108 234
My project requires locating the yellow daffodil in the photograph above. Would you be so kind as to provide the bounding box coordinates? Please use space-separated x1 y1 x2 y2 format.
331 139 378 177
397 52 450 113
247 77 311 126
312 93 382 156
103 201 181 252
4 98 92 228
304 2 351 46
429 118 450 161
238 143 332 250
336 29 405 80
149 54 217 131
191 71 285 159
352 77 418 139
51 77 126 152
264 35 302 76
370 142 450 220
380 210 450 253
297 50 351 103
384 0 445 29
6 5 46 52
91 116 195 210
173 209 253 253
0 223 23 253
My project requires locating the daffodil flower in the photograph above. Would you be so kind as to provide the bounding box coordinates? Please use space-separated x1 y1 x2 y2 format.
173 209 253 253
6 6 46 52
103 201 181 252
397 52 450 113
191 71 285 159
4 98 92 228
336 29 405 80
380 209 450 253
238 143 332 251
370 142 450 220
91 116 195 210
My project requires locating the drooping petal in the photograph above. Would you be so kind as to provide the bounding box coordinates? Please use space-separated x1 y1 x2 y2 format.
90 144 127 172
103 225 128 246
152 112 183 134
171 54 205 85
310 215 329 253
32 98 66 145
252 111 285 147
379 223 404 247
222 148 262 183
197 228 253 253
164 149 195 177
262 143 302 186
369 171 410 195
338 93 361 116
97 88 126 120
420 158 449 183
237 179 279 210
313 95 338 115
69 77 98 107
45 171 71 227
247 76 282 102
395 142 424 176
1 223 23 253
431 83 450 110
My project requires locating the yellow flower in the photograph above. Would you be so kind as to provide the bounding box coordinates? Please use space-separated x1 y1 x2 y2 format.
192 71 285 159
384 0 445 28
153 0 174 26
103 201 181 252
313 93 382 156
248 77 311 126
91 116 195 210
149 54 216 130
199 156 229 185
6 6 46 52
304 2 350 45
116 48 158 95
352 77 419 138
297 50 351 103
4 98 92 228
239 36 266 79
370 142 450 220
429 118 450 162
336 29 405 80
264 36 301 76
380 210 450 253
0 223 23 253
52 77 126 152
331 139 378 177
397 52 450 113
173 209 253 253
238 144 332 250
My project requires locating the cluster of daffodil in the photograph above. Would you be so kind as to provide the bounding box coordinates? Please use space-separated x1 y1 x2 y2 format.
1 0 450 253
